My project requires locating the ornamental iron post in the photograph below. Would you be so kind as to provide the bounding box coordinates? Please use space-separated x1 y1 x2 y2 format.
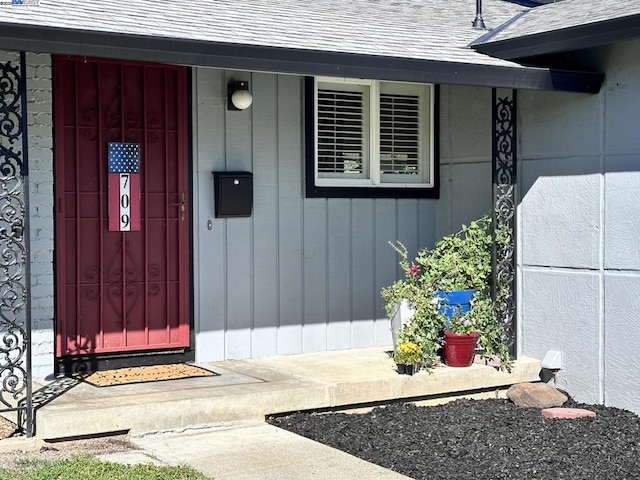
0 52 33 436
492 88 517 358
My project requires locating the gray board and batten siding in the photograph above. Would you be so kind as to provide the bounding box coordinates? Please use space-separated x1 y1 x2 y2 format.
12 48 494 376
190 68 475 362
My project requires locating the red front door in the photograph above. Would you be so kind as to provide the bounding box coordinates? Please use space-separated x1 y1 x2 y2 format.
54 57 190 356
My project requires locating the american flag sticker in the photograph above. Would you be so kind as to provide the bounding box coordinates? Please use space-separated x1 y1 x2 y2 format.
108 142 141 232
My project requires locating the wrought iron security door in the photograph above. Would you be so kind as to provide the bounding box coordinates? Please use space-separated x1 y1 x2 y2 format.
54 57 190 359
0 52 33 436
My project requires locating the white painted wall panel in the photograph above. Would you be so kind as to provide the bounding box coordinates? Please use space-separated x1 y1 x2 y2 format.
418 201 437 265
193 68 228 361
397 199 420 255
517 39 640 414
448 86 492 164
604 43 640 156
326 199 352 351
521 269 601 404
302 199 328 352
223 71 254 360
520 90 600 160
436 164 453 238
351 199 376 348
251 73 279 357
604 156 640 270
603 273 640 412
449 162 492 232
437 85 493 240
373 201 401 344
439 86 452 163
276 75 304 355
520 156 601 269
437 162 492 239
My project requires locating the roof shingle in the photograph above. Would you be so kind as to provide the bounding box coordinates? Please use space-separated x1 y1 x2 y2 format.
479 0 640 44
0 0 528 67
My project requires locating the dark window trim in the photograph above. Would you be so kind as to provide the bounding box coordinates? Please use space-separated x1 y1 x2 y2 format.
304 77 440 199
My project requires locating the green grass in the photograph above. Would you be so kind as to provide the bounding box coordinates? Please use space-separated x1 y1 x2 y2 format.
0 454 209 480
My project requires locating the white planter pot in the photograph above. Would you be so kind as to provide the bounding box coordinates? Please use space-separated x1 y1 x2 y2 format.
389 299 415 351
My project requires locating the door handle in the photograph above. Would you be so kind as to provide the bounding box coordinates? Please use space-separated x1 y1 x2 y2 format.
172 192 185 221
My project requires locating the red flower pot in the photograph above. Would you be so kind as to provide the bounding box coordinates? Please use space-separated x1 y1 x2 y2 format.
444 332 479 367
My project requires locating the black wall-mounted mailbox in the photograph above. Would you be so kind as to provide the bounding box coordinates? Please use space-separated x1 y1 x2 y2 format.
213 171 253 218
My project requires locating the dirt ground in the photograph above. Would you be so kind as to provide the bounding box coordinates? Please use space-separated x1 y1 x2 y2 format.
0 415 135 469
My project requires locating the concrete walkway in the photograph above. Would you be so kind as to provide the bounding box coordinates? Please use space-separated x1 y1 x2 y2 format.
36 347 540 439
103 421 413 479
1 347 542 479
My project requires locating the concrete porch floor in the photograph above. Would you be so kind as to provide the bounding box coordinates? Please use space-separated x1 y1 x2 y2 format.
35 347 541 440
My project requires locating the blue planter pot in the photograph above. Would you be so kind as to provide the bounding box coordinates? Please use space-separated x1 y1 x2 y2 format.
435 289 475 319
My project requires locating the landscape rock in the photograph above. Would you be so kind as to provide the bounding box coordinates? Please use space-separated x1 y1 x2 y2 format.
507 382 568 409
542 407 596 419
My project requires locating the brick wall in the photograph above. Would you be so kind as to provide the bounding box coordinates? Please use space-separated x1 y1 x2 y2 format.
26 53 55 380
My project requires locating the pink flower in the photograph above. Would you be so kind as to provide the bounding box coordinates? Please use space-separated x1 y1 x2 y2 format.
409 263 419 276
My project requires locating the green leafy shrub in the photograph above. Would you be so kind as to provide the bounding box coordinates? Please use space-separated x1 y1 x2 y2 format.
382 215 512 371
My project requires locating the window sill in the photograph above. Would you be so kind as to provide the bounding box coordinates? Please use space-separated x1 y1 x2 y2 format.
305 183 439 199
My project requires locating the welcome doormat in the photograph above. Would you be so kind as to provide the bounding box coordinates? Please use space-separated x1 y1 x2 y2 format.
80 364 218 387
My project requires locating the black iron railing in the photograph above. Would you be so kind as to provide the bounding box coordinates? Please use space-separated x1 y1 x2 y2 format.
492 88 517 358
0 52 33 436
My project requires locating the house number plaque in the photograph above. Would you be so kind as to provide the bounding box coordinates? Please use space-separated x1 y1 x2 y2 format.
108 142 141 231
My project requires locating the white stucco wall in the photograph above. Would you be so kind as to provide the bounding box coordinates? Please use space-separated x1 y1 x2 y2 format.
518 39 640 413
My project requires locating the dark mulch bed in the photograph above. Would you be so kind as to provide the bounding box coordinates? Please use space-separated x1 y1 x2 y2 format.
268 396 640 480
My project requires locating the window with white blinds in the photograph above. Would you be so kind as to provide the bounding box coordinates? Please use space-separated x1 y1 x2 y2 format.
317 86 368 178
380 93 420 176
313 77 433 189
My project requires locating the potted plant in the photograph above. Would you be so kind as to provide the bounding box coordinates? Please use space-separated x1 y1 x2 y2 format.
382 215 512 372
416 217 494 313
443 304 481 367
393 340 423 375
382 258 445 370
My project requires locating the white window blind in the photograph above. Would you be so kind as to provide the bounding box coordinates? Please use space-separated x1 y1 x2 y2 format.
313 77 433 189
317 88 366 177
380 93 420 176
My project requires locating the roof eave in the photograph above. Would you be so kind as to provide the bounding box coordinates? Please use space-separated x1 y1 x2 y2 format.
0 23 604 93
472 14 640 60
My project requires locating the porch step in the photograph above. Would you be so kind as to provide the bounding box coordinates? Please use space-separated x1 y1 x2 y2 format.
35 348 540 440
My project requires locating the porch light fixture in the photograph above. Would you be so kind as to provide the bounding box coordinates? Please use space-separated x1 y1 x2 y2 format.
228 80 253 110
